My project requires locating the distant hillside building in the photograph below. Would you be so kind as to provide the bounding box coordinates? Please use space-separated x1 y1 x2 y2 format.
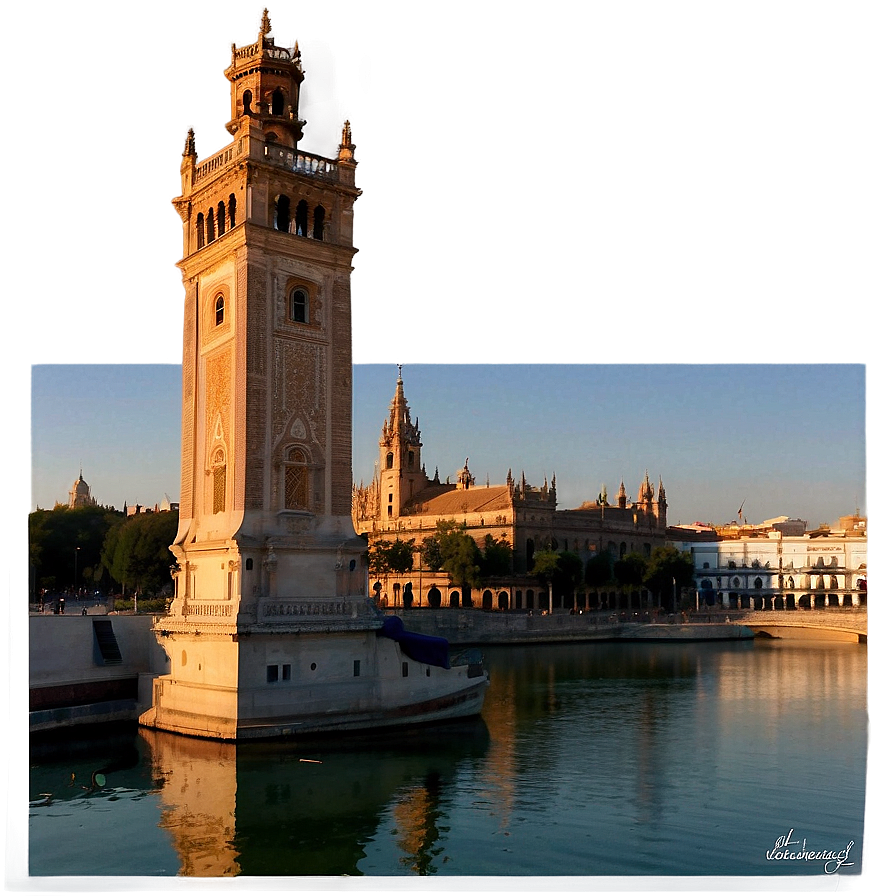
352 371 668 611
125 497 180 516
68 471 97 509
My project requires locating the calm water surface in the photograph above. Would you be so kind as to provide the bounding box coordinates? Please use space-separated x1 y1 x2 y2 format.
29 639 866 878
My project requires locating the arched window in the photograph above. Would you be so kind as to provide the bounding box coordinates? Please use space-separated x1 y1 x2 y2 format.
212 447 226 514
313 204 325 240
272 89 285 116
620 542 627 558
214 294 225 326
284 447 309 510
407 451 415 467
217 201 226 235
228 194 237 229
753 577 763 589
242 89 252 115
275 195 291 232
295 200 308 236
385 452 394 470
206 208 215 244
290 287 307 323
196 213 205 249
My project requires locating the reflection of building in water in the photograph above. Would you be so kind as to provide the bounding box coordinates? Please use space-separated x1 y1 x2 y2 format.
392 773 447 874
142 725 487 875
140 729 240 876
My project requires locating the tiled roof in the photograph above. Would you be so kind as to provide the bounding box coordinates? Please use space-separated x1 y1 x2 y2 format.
404 485 513 516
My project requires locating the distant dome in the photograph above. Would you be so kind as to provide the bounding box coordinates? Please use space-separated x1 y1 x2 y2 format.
69 472 96 508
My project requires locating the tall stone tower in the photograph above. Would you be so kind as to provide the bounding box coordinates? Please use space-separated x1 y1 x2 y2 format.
378 368 428 521
170 9 363 603
142 12 372 739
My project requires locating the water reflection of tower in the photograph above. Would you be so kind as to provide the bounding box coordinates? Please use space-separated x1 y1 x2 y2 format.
140 729 240 876
478 657 527 834
392 772 447 873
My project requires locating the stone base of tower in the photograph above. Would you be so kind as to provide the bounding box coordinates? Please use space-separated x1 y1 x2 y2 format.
138 608 489 742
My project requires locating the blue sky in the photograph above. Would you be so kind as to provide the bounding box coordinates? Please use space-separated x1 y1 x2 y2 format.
31 362 864 528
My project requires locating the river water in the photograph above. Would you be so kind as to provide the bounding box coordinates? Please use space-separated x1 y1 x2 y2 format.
27 639 866 880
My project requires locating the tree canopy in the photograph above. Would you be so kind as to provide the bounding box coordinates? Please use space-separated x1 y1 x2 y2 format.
614 552 647 590
480 533 513 577
101 511 180 596
644 545 695 609
366 537 416 578
29 505 123 594
532 549 583 601
584 551 613 589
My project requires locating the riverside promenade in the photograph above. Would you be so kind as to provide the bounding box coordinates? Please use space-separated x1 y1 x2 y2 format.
393 606 867 646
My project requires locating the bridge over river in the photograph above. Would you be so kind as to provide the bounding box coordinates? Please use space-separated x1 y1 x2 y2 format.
729 607 867 643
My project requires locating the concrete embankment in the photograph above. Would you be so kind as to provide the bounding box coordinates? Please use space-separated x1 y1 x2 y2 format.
29 614 167 732
396 608 867 646
396 609 755 646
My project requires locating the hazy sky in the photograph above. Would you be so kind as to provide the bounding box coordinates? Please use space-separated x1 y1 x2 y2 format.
30 362 864 529
12 0 885 527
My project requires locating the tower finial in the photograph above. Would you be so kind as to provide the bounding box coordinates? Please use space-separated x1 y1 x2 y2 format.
397 363 402 382
338 120 356 162
260 8 271 36
183 128 196 157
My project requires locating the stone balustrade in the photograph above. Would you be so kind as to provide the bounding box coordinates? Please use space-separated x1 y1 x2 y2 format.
195 145 239 184
191 141 337 188
262 144 337 180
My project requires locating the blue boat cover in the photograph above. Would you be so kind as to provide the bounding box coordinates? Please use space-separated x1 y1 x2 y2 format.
379 616 452 670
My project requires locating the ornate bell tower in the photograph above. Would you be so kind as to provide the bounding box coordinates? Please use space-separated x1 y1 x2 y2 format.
378 367 428 521
142 12 371 739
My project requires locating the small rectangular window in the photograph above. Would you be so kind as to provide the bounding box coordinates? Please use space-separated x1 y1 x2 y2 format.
282 664 291 681
353 660 361 677
267 665 278 683
402 662 409 678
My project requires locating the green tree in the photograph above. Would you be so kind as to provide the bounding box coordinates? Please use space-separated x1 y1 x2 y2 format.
614 552 647 607
364 538 390 580
29 505 123 597
420 533 444 571
644 545 695 611
480 533 513 577
584 551 613 589
384 538 416 576
422 521 482 605
555 551 584 605
102 511 179 597
532 549 583 609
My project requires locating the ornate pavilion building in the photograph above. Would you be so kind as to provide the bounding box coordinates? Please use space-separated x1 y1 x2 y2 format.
352 370 669 611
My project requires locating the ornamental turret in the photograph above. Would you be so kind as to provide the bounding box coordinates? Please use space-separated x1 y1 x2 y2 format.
378 367 428 520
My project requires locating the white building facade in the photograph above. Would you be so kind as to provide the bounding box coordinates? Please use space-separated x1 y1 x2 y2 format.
672 531 867 610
